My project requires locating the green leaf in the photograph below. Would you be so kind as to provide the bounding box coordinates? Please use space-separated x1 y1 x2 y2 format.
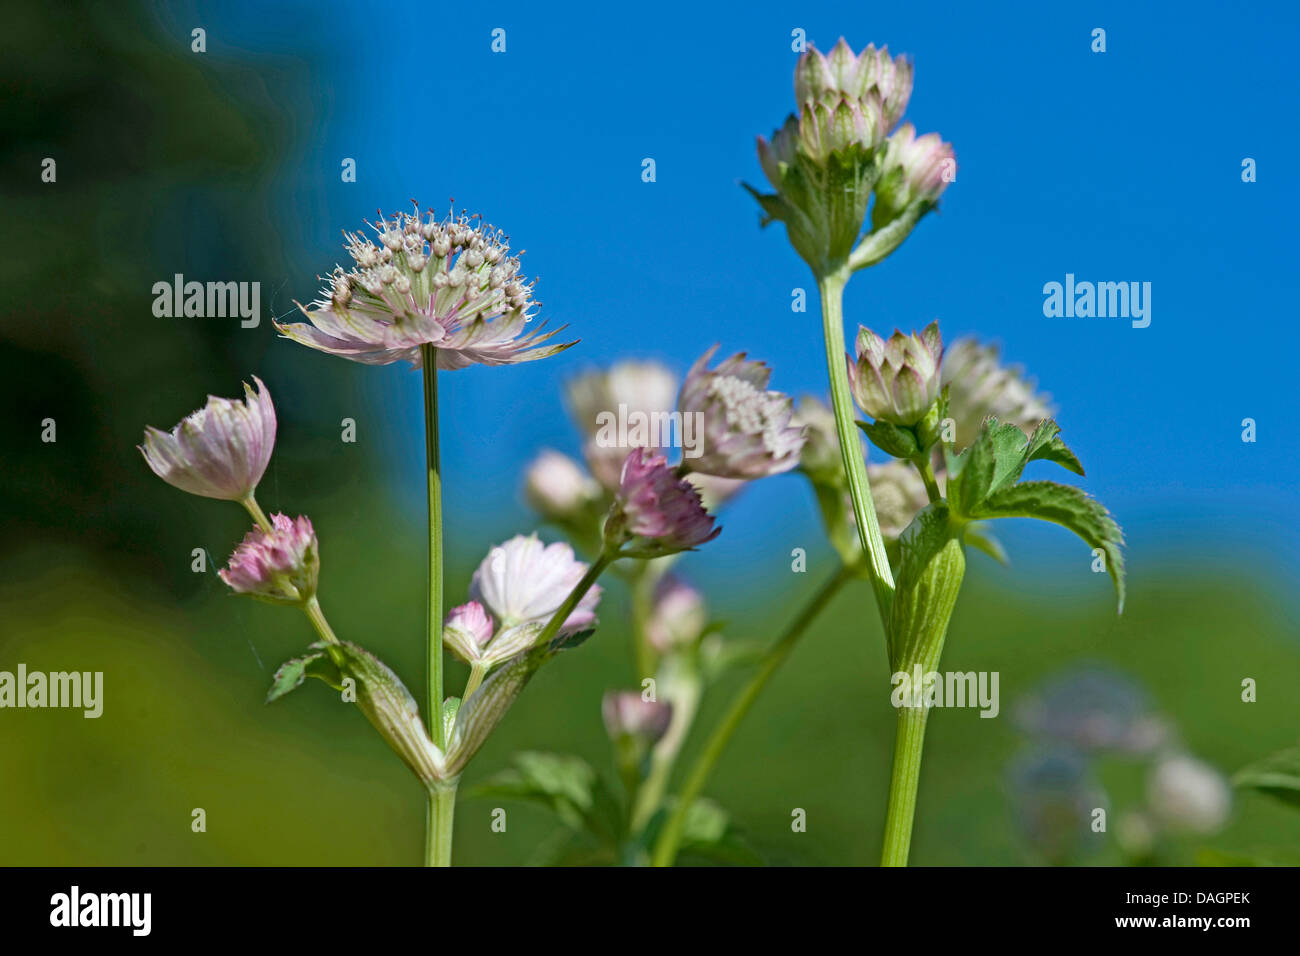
1233 745 1300 808
468 751 623 843
1025 422 1085 477
963 524 1008 566
856 419 919 459
947 418 1089 517
651 797 766 867
266 650 342 703
971 480 1126 611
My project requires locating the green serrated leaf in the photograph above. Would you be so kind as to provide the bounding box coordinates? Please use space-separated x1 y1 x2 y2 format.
1232 745 1300 808
266 650 341 703
972 480 1126 611
1024 420 1086 477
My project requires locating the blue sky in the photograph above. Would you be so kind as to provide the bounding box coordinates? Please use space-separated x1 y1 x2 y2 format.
178 0 1300 581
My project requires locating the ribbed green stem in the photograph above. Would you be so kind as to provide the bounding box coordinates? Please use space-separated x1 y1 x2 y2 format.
428 784 457 868
650 565 851 867
881 707 928 866
817 272 895 629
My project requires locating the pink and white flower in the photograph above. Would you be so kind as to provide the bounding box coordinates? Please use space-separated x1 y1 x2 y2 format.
139 377 276 501
219 513 319 605
465 534 602 663
278 203 574 369
678 347 806 479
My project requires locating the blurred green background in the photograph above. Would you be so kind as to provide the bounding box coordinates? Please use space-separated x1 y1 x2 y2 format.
2 1 1297 865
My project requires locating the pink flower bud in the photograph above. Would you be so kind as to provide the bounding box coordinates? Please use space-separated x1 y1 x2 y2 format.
601 690 673 746
442 601 496 664
645 575 708 653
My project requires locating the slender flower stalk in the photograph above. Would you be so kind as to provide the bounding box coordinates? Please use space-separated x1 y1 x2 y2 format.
420 343 449 867
651 563 852 867
819 272 895 626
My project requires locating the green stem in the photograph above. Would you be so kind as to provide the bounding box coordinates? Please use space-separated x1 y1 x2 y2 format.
817 272 895 629
427 784 457 867
881 707 929 866
913 455 942 504
240 494 273 533
629 564 657 681
461 661 486 703
421 344 445 750
421 344 446 869
629 662 701 834
650 564 851 867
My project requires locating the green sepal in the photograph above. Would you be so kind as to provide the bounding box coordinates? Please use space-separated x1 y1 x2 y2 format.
744 143 880 278
1233 745 1300 808
857 419 919 459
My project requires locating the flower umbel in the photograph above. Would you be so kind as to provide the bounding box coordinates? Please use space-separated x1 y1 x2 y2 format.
278 203 575 369
849 320 943 426
219 513 319 605
679 346 806 479
139 377 275 501
604 448 720 558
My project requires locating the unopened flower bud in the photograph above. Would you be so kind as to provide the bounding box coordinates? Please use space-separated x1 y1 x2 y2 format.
442 601 495 664
872 123 955 227
645 575 708 653
602 690 673 747
524 450 601 521
604 449 720 558
848 320 943 426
